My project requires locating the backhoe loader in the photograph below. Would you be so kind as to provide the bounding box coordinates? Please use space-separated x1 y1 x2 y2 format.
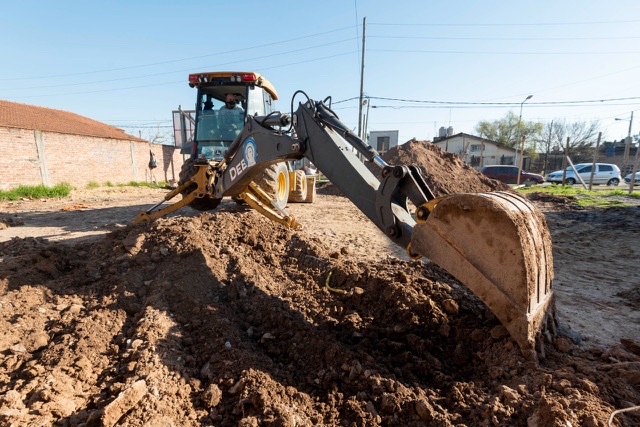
175 71 315 210
137 71 555 361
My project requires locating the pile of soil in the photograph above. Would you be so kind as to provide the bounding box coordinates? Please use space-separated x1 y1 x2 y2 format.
1 213 639 426
319 140 510 196
380 140 511 195
1 142 639 426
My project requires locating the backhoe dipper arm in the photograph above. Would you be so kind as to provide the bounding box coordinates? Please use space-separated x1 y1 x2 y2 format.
292 99 435 249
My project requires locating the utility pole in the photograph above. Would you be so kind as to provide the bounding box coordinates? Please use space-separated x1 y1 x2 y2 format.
363 98 371 142
514 95 532 170
357 17 366 140
617 111 634 174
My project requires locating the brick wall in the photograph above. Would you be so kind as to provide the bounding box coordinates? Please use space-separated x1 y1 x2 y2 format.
0 127 185 190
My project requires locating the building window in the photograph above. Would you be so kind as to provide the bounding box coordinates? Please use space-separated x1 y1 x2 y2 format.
500 156 514 165
377 136 390 153
470 144 482 152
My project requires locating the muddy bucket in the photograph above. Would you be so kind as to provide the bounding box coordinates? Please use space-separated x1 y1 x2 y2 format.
411 191 555 360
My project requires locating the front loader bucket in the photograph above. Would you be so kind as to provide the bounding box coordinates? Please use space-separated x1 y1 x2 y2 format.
411 191 555 360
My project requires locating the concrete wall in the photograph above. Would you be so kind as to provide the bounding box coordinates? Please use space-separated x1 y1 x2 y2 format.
0 127 185 190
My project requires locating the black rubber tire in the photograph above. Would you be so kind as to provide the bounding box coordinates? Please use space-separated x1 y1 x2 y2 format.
178 158 221 211
565 178 576 185
254 163 289 209
607 178 620 186
288 170 308 203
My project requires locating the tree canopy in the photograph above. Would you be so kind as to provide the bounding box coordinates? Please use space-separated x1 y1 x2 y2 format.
475 112 543 149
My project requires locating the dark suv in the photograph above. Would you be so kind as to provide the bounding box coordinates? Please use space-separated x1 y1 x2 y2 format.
480 165 544 185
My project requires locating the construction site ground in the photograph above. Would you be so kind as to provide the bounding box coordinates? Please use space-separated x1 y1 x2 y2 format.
1 142 639 426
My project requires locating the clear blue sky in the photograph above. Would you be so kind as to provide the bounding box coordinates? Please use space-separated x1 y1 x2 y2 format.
1 0 638 145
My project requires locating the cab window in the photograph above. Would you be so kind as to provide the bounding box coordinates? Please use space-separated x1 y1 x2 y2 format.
247 87 268 116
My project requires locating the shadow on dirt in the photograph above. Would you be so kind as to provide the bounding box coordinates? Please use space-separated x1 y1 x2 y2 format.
0 211 512 425
1 210 639 426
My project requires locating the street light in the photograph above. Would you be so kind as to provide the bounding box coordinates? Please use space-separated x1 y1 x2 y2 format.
516 95 533 185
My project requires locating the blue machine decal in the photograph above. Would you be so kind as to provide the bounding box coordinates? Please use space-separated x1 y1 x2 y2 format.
243 138 257 167
230 137 258 182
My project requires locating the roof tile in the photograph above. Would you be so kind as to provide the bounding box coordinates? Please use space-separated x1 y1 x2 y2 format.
0 100 146 142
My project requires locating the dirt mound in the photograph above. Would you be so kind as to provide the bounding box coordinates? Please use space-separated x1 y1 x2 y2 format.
1 212 639 426
380 140 511 195
318 140 510 197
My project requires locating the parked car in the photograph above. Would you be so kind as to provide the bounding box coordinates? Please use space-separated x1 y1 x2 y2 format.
624 171 640 184
546 163 622 186
480 165 544 185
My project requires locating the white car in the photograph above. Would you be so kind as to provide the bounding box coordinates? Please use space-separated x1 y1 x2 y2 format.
546 163 622 186
624 171 640 184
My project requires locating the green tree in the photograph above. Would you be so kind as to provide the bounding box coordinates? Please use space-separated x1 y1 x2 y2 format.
475 111 543 150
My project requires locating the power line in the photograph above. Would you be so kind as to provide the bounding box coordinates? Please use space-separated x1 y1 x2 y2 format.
370 103 640 109
341 95 640 106
369 19 640 27
7 51 360 99
0 25 358 82
370 48 640 55
1 38 358 91
370 35 640 41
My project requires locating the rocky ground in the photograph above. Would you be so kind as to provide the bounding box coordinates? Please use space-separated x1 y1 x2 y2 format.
0 141 639 426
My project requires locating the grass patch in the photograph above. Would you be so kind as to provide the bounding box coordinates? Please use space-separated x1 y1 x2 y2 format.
0 181 167 202
517 184 640 207
574 195 628 208
0 183 73 201
119 181 167 188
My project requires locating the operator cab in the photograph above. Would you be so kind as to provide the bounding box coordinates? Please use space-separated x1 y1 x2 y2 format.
182 72 277 161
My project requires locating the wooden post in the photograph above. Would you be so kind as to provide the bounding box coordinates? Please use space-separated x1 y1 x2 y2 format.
562 137 570 184
517 135 525 185
629 139 639 194
588 132 601 191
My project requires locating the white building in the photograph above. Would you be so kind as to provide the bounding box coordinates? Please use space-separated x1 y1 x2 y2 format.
369 130 399 155
432 132 516 169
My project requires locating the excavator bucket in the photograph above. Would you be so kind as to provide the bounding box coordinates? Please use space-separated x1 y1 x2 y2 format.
411 191 555 360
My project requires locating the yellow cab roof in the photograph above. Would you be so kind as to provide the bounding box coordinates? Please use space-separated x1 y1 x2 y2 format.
188 71 279 100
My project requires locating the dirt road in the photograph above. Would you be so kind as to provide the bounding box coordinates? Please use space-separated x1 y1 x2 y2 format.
1 185 639 426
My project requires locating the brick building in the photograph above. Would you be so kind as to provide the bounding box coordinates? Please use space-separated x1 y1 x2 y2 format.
0 100 184 191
